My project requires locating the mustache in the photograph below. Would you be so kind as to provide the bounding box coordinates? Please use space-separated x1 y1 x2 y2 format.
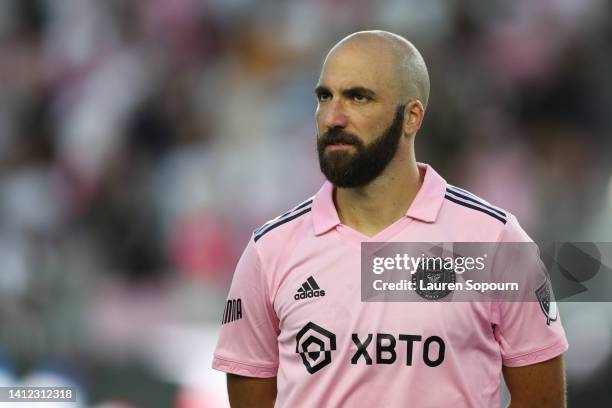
319 128 363 148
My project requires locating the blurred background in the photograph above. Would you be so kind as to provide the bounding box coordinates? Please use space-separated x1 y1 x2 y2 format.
0 0 611 406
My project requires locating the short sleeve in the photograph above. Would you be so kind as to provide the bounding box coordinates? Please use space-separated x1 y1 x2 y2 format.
492 215 569 367
212 237 280 377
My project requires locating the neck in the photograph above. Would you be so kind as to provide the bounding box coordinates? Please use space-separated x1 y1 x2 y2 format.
334 156 422 237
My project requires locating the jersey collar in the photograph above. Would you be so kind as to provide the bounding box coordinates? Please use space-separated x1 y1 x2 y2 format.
311 163 447 236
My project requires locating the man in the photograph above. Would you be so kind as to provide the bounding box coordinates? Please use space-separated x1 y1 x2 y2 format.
213 31 568 407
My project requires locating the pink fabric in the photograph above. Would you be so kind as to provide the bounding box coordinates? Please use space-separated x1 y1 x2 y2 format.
213 163 568 407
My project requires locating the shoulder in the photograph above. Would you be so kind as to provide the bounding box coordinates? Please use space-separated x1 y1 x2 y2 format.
443 184 509 225
253 196 315 244
439 184 529 241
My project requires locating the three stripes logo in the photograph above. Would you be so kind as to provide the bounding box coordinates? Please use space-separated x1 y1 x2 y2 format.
444 185 507 224
294 276 326 300
254 197 313 242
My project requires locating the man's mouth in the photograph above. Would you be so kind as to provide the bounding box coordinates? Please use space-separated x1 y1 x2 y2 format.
326 143 355 152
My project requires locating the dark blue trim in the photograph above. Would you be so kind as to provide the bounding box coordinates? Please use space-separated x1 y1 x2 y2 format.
444 194 507 224
254 207 312 242
445 187 506 217
254 198 314 235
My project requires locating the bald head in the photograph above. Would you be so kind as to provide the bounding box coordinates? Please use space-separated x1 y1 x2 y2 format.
324 30 430 110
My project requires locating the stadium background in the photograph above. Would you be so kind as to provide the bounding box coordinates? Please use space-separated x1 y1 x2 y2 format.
0 0 611 406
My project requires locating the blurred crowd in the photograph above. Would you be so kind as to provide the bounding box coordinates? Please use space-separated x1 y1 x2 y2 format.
0 0 611 406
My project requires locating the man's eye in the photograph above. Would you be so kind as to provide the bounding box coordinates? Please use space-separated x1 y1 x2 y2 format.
353 95 368 103
317 93 331 102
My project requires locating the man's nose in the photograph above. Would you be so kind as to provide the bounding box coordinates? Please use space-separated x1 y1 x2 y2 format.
322 101 349 129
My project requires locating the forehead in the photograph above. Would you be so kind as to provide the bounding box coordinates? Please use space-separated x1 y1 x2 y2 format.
318 43 398 95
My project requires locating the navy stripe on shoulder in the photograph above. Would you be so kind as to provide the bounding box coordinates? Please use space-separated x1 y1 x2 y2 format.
445 186 507 218
284 198 313 216
447 185 475 197
444 194 507 224
254 197 314 236
254 207 312 242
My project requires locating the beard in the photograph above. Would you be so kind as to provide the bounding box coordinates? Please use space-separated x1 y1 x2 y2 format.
317 104 405 188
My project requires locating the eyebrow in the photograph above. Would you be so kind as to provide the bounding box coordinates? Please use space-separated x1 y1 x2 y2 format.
314 85 378 100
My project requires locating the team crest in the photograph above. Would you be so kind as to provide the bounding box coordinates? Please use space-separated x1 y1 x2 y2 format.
536 279 558 325
412 260 456 300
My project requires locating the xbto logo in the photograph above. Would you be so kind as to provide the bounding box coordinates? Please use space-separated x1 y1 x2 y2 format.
351 333 445 367
295 322 337 374
296 323 446 374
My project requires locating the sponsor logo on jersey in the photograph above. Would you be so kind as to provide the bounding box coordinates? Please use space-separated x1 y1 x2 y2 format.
295 323 446 374
295 322 336 374
294 276 326 300
221 298 242 324
351 333 445 367
536 279 558 325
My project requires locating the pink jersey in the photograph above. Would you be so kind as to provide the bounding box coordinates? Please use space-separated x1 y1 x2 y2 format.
213 163 568 407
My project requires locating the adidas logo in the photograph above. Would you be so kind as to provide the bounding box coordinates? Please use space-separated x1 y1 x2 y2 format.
294 276 326 300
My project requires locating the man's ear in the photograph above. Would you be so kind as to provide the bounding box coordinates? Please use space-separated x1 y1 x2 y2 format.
404 99 424 136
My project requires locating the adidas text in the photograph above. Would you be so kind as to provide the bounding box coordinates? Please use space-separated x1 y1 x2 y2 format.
294 289 326 300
